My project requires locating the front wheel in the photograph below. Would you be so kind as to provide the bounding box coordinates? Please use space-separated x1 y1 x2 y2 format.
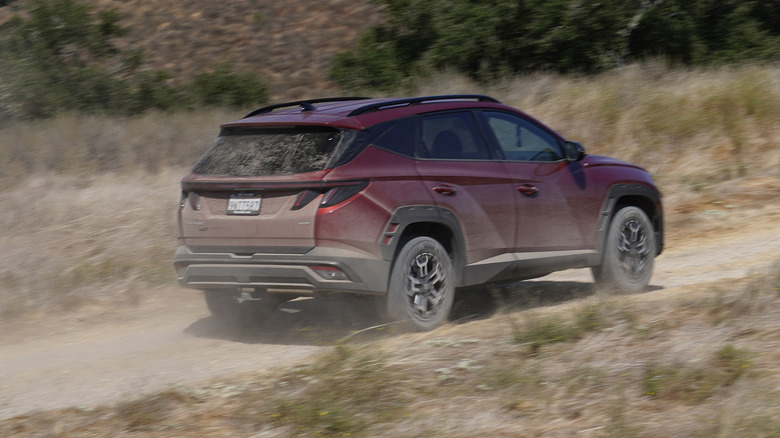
592 206 656 293
386 237 455 331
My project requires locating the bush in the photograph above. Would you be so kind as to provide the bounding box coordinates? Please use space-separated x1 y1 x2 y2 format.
189 64 269 109
330 0 780 92
642 345 752 404
0 0 268 121
329 29 407 94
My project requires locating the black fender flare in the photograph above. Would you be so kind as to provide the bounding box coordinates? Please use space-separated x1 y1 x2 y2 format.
379 205 467 284
595 183 664 263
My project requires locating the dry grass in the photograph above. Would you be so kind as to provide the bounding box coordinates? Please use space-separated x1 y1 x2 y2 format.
414 62 780 245
0 109 237 179
0 171 182 317
2 264 779 437
0 64 779 435
413 62 780 188
1 1 778 433
0 108 241 317
1 63 779 319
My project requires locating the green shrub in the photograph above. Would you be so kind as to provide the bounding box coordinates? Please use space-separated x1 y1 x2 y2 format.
329 29 408 94
513 304 605 354
189 64 269 109
642 345 752 403
330 0 780 92
0 0 268 121
241 344 408 437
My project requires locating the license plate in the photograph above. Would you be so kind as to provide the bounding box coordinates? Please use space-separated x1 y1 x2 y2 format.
227 194 261 215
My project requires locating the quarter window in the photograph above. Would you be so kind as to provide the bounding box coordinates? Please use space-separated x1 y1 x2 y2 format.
483 111 563 161
372 118 417 157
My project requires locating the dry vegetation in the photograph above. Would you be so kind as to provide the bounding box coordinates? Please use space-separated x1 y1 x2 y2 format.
1 63 778 319
0 0 382 101
1 63 779 435
3 269 780 437
0 109 238 318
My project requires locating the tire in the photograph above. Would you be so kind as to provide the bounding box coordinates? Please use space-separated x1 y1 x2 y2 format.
386 237 455 331
204 289 278 328
592 206 656 293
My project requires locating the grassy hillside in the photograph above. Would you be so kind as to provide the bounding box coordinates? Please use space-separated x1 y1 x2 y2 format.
1 2 779 435
0 60 779 437
83 0 381 100
0 0 382 101
1 64 779 318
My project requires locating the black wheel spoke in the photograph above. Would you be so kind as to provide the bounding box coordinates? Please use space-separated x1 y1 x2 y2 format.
388 237 455 330
592 206 656 293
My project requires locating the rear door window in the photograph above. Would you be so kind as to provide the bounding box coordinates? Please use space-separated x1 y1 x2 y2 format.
420 112 490 160
192 127 348 176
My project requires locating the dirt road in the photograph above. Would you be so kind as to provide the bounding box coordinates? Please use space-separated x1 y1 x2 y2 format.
1 206 778 420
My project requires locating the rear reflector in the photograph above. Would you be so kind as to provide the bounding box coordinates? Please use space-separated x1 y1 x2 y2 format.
310 265 349 281
292 190 321 210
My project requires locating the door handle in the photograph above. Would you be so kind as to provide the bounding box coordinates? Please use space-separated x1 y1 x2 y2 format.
433 186 456 196
517 184 538 196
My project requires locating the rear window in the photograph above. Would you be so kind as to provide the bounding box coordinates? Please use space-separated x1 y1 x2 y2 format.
192 127 352 176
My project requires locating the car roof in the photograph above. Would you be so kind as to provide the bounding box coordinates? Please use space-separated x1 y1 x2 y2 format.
221 95 515 130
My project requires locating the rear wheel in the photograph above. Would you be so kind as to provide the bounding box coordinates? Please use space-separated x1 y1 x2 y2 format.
592 206 656 293
204 289 279 328
386 237 455 331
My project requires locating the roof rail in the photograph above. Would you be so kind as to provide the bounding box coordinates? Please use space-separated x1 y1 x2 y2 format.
347 94 500 117
243 97 370 118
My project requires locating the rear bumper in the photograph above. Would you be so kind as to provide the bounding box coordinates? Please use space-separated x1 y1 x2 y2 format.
174 246 390 295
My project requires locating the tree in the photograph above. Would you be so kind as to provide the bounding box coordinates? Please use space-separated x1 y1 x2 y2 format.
0 0 269 121
329 0 780 92
190 64 269 109
0 0 137 118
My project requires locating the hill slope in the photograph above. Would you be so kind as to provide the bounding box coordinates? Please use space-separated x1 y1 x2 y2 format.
0 0 382 101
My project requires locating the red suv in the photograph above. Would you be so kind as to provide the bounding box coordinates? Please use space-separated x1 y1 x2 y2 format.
175 95 663 330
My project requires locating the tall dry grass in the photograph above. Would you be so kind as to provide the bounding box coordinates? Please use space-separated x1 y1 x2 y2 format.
0 109 239 180
1 64 779 317
0 109 238 317
413 62 780 187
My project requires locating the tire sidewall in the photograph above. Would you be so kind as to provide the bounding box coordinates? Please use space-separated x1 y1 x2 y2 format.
599 206 656 293
386 236 455 331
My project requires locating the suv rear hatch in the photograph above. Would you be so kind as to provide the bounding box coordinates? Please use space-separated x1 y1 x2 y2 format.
178 126 367 250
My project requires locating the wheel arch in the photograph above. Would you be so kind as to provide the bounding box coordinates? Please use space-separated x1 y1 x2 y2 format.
380 206 467 285
597 184 664 260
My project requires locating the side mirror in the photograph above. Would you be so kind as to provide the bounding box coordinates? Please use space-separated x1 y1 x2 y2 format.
564 141 586 162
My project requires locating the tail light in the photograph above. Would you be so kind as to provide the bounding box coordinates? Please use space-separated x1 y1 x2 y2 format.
320 181 369 207
291 180 368 210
